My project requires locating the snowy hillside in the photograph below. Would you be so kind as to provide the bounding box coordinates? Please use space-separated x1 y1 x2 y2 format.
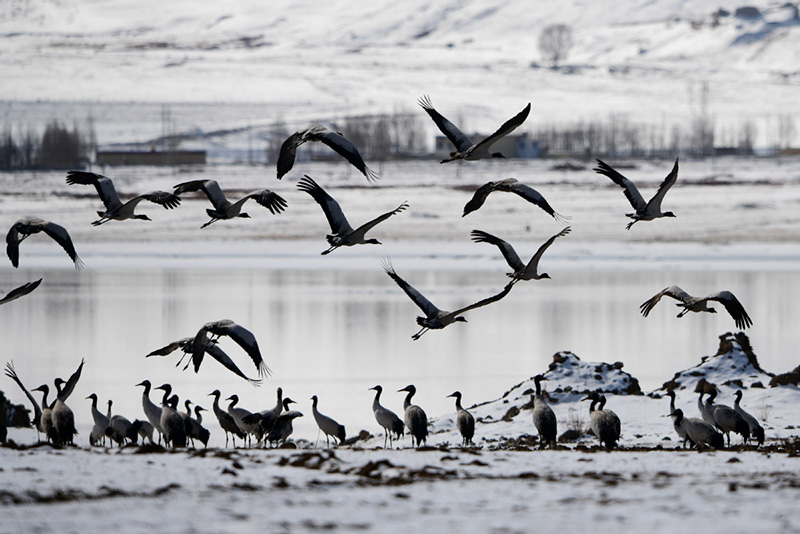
1 0 799 148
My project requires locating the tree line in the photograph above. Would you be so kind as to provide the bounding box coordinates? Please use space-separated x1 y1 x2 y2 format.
1 120 95 171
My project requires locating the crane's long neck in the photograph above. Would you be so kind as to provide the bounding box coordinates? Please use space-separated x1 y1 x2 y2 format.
160 386 172 406
454 396 463 411
39 388 49 410
274 389 283 415
372 389 382 411
403 391 414 410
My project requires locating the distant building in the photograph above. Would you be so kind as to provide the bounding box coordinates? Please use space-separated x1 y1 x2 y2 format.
96 150 206 166
434 133 540 159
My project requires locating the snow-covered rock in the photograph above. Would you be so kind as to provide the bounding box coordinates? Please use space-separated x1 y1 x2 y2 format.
658 332 774 393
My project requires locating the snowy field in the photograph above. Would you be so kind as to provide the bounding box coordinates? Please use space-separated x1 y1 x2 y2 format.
3 0 800 532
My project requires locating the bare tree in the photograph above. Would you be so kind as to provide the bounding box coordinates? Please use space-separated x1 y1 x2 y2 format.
539 24 574 68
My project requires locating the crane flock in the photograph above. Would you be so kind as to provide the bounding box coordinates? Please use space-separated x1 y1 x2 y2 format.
1 94 765 452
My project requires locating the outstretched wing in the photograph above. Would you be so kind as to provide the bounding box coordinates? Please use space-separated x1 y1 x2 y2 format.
276 130 306 179
418 95 473 152
525 226 571 275
146 339 186 357
205 342 262 386
639 286 692 317
594 160 647 213
223 322 270 378
191 328 210 374
0 278 42 305
174 180 229 212
41 221 84 270
247 190 288 215
450 281 514 316
66 171 123 211
470 230 525 272
4 360 43 428
462 181 497 217
139 191 182 210
644 158 679 212
351 202 408 240
503 180 570 223
471 102 531 153
5 223 22 268
58 358 85 402
706 291 753 330
381 258 439 318
309 128 378 182
297 176 353 234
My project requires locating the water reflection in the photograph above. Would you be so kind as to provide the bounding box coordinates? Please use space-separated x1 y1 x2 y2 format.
2 266 797 446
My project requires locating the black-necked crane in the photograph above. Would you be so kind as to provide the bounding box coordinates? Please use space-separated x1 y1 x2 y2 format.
446 391 475 447
310 394 346 448
191 319 270 380
462 178 569 222
297 175 407 255
147 335 262 386
192 406 210 447
532 375 557 449
398 385 428 448
242 387 284 444
266 398 302 447
640 286 752 330
733 390 764 446
669 408 724 450
31 384 55 443
208 389 246 448
666 390 691 448
582 392 621 450
418 95 531 163
173 179 287 228
0 279 42 305
6 218 83 270
705 388 749 446
382 258 513 340
135 380 164 445
698 390 716 427
106 402 142 447
154 384 187 448
86 393 110 447
43 358 85 448
225 394 260 448
66 170 181 225
369 385 404 448
50 377 78 448
184 400 210 448
277 126 378 182
471 227 570 284
4 361 43 437
594 158 678 230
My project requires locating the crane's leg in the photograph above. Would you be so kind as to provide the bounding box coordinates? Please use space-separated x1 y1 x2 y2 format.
201 218 219 229
411 327 429 340
321 245 339 255
624 215 641 230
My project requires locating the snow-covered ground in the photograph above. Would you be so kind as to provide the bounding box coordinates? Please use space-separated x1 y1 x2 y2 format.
4 332 800 533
